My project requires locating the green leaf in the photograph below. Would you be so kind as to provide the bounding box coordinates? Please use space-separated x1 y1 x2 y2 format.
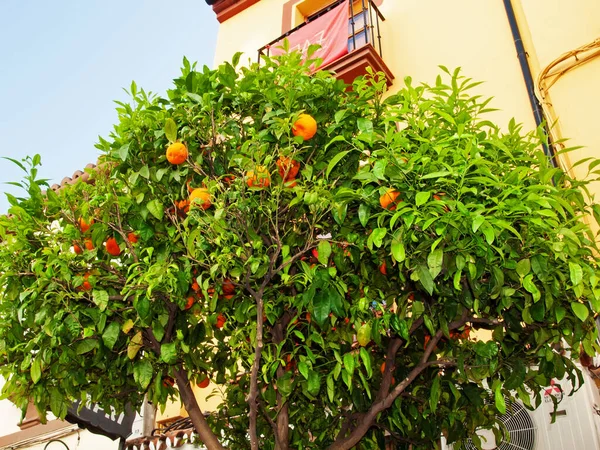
313 290 331 327
569 262 583 286
571 303 589 322
334 110 347 123
76 339 98 355
307 370 321 396
133 360 154 389
165 118 177 143
415 191 430 207
31 358 41 384
328 287 344 317
357 118 373 133
555 306 566 323
421 171 451 180
136 297 151 322
516 259 531 278
277 372 293 398
298 361 309 379
147 200 164 220
127 331 143 359
494 385 506 414
472 216 485 233
358 203 369 228
139 165 150 179
427 249 444 279
430 375 441 412
118 143 130 161
92 289 109 312
523 274 541 302
187 93 203 103
326 150 351 179
359 348 372 379
371 228 387 248
417 265 435 295
343 352 355 376
504 360 526 390
327 374 335 402
49 388 66 418
102 321 120 350
160 342 178 364
391 238 405 263
317 240 331 265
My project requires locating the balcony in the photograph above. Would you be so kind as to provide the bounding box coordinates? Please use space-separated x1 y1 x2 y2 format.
258 0 394 88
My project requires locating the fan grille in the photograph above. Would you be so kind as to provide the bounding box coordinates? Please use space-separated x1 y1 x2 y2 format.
457 401 536 450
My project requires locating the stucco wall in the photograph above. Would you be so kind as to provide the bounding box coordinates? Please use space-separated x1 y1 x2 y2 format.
213 0 539 132
515 0 600 186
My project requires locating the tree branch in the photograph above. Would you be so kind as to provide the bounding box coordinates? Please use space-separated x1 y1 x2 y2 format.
328 312 468 450
174 367 225 450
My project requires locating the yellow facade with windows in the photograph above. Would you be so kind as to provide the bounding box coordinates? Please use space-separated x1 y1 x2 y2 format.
154 0 600 428
211 0 600 205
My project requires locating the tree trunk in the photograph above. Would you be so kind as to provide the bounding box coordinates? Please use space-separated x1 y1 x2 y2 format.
174 367 226 450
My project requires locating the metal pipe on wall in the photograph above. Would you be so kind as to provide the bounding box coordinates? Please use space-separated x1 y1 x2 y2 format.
502 0 555 164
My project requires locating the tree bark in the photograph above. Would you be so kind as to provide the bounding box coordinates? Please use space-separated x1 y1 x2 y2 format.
174 367 226 450
328 314 468 450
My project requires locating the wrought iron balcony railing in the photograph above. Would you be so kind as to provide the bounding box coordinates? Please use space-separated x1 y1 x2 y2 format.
257 0 386 63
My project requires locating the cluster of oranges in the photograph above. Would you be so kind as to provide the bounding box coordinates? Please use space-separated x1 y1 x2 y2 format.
169 114 318 209
73 217 139 291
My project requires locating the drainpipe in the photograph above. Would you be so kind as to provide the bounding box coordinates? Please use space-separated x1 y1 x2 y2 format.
502 0 555 164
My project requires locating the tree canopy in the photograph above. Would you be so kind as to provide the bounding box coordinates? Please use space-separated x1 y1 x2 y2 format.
1 51 600 450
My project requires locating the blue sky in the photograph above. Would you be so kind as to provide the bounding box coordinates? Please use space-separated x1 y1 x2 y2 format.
0 1 219 213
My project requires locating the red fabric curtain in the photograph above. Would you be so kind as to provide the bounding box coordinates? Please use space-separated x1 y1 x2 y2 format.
270 2 348 67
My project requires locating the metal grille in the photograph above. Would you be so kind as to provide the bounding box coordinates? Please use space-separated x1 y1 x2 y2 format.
456 401 536 450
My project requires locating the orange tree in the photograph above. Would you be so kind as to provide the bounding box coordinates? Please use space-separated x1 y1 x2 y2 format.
2 51 600 450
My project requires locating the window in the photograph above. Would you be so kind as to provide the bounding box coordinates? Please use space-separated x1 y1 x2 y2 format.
303 0 372 53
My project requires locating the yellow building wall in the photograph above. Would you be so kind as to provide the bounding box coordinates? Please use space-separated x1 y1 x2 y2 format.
213 0 539 132
513 0 600 196
156 382 222 423
375 0 536 131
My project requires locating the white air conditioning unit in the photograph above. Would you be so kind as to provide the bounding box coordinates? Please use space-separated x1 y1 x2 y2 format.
441 368 600 450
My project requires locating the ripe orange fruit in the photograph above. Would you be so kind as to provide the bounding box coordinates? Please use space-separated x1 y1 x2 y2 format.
166 142 188 165
276 156 300 180
176 199 190 214
184 296 195 310
189 188 211 210
79 218 93 233
246 166 271 188
306 312 311 323
105 237 121 256
127 232 138 243
84 239 94 251
197 376 210 388
191 281 200 292
284 354 296 372
216 313 226 329
312 249 319 259
292 114 317 141
162 376 175 388
73 243 83 255
222 279 235 295
379 261 387 275
379 188 401 211
81 273 92 291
